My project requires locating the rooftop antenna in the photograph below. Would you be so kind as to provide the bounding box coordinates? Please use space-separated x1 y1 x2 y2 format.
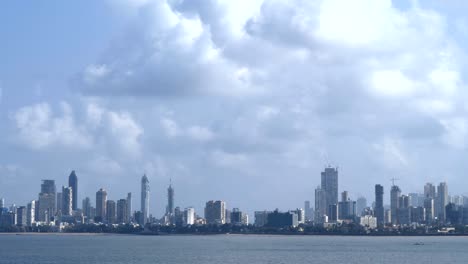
390 177 400 186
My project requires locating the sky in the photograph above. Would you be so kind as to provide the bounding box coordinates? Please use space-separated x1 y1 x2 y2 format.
2 0 468 218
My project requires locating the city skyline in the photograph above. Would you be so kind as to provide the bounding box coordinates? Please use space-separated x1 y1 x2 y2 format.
3 1 468 222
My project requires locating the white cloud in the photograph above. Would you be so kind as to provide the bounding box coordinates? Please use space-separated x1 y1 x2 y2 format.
160 117 180 138
187 126 215 142
13 102 92 149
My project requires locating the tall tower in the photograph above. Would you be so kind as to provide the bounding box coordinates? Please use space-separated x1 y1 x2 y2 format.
375 184 384 226
437 182 448 223
96 188 107 222
390 185 401 225
166 181 174 215
126 192 132 222
62 186 73 216
141 175 150 225
68 170 78 211
38 180 56 222
321 166 338 211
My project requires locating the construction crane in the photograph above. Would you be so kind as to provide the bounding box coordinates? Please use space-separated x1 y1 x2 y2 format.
390 177 400 186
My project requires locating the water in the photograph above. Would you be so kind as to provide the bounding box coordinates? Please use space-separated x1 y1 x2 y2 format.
0 234 467 264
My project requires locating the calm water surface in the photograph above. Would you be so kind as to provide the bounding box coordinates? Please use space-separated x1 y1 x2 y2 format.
0 234 467 264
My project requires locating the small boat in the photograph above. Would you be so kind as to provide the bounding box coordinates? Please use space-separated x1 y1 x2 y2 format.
413 242 424 246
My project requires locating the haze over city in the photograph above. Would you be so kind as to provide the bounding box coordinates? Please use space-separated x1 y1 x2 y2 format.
3 0 468 218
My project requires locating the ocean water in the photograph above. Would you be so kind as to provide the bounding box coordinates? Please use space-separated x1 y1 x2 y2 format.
0 234 467 264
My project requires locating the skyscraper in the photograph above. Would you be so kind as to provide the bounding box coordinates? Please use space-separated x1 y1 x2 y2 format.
141 175 150 225
38 180 56 222
96 188 107 222
424 183 436 198
26 200 35 227
117 199 128 223
356 197 367 216
126 193 132 222
0 198 4 208
82 197 91 220
437 182 448 223
390 185 401 225
166 182 174 216
68 170 78 211
106 200 116 224
375 184 384 226
204 200 226 224
183 207 195 225
62 186 73 216
321 166 338 213
314 186 326 223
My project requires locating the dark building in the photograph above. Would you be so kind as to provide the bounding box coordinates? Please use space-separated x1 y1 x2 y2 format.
338 191 356 220
390 185 401 225
106 200 116 224
446 203 462 225
375 184 384 226
328 204 338 222
321 167 338 214
266 210 298 228
166 182 174 216
68 171 78 211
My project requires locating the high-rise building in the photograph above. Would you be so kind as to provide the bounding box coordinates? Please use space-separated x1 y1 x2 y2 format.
0 198 4 208
141 175 150 225
356 197 367 217
397 195 411 225
390 185 401 225
375 184 384 226
183 207 195 226
96 188 107 222
321 166 338 213
314 186 326 222
204 200 226 224
38 180 56 222
254 211 271 227
16 206 27 226
424 197 435 223
304 201 313 222
68 170 78 211
106 200 116 224
56 192 63 214
117 199 128 223
126 193 132 222
338 191 356 220
62 186 73 216
82 197 91 219
437 182 448 223
166 182 174 216
424 183 436 198
231 208 249 225
26 201 35 227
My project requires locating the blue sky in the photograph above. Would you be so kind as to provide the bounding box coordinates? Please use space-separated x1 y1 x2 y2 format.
2 0 468 218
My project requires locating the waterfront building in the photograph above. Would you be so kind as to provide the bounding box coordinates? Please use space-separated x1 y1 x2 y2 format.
204 200 226 224
437 182 448 223
68 170 78 211
375 185 384 226
166 182 174 216
328 204 338 222
0 198 4 209
410 206 426 224
254 211 271 227
141 175 150 225
26 201 35 227
82 197 91 220
126 193 132 222
424 197 435 223
356 197 367 217
397 195 411 225
62 186 73 216
266 210 298 228
314 186 327 223
96 188 107 222
338 191 356 220
16 206 27 226
390 185 401 225
359 215 377 229
56 192 62 215
106 200 116 224
231 208 249 225
117 199 128 223
304 201 313 221
38 180 56 222
321 166 338 214
183 207 195 225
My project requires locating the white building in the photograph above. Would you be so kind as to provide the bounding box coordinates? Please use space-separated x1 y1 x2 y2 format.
359 215 377 229
184 207 195 225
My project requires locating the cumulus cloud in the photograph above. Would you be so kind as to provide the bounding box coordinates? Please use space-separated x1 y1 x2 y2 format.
12 102 92 149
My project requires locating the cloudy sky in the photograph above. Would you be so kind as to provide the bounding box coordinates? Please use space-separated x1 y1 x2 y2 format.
2 0 468 217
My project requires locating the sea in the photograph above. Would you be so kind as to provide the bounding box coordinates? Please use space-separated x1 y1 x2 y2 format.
0 234 467 264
